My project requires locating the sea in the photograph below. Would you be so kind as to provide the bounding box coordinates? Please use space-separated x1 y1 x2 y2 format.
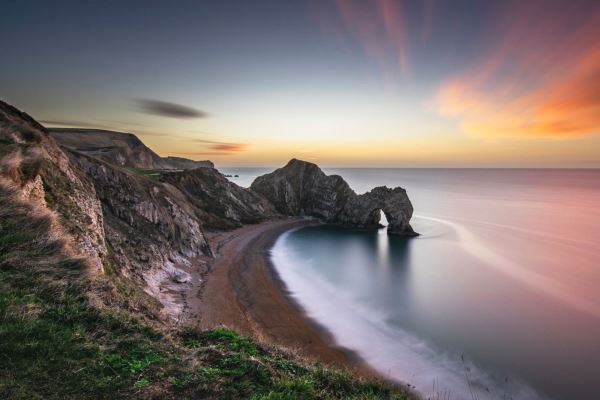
220 167 600 400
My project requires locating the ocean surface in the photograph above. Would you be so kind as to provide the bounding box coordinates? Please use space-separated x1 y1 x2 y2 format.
220 167 600 400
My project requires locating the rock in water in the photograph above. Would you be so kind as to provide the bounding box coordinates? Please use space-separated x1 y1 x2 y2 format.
250 159 417 236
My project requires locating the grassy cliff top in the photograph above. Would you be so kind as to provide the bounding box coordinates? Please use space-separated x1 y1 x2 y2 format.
0 181 410 399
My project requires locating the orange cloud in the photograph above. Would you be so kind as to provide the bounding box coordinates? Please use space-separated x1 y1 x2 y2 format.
436 2 600 139
182 139 248 156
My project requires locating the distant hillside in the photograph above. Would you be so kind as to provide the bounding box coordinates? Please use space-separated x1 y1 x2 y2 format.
48 128 213 170
164 156 213 169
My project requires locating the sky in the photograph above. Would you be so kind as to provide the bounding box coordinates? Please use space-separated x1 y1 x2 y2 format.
1 0 599 167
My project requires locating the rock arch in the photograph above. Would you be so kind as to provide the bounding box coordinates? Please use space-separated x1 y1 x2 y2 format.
336 186 416 235
251 159 417 236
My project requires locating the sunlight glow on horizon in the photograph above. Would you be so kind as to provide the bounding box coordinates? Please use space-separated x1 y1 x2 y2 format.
3 0 599 167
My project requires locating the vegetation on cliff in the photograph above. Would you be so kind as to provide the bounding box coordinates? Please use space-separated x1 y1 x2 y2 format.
0 183 409 399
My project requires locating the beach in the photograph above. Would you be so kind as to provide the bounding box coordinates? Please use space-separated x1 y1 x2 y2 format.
190 217 374 375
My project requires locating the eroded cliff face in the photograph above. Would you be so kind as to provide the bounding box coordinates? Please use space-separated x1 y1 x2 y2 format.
0 102 108 270
160 167 276 230
250 159 354 219
68 152 212 306
0 100 274 319
250 159 417 235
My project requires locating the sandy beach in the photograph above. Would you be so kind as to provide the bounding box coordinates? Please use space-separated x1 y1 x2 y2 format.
190 217 374 374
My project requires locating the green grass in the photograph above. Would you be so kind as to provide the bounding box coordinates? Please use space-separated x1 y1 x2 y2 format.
126 168 164 182
0 183 410 399
175 328 409 400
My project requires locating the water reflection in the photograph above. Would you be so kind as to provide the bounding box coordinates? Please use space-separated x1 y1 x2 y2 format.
377 233 389 268
271 169 600 400
275 224 545 400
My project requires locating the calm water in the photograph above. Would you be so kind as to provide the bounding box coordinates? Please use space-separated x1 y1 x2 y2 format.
221 167 600 400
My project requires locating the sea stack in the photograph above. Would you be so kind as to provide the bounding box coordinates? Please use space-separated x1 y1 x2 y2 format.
250 158 417 236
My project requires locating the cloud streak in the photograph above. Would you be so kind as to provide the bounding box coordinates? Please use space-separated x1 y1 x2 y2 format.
333 0 410 82
435 1 600 139
188 139 248 155
313 0 436 86
134 99 208 119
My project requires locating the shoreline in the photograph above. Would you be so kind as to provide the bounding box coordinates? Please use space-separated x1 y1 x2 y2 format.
190 217 381 377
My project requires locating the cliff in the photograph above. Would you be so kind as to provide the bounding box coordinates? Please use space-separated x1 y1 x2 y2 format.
0 103 109 270
0 101 271 317
49 128 213 170
251 158 417 235
160 167 275 230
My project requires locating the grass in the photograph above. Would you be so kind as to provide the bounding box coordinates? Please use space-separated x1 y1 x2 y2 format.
0 181 410 399
176 328 409 399
126 168 164 182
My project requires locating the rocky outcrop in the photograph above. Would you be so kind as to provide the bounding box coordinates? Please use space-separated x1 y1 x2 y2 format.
160 167 275 230
70 152 211 265
337 186 416 235
49 128 214 170
250 159 417 235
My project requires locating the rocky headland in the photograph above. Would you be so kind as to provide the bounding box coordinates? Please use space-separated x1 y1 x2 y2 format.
251 158 417 235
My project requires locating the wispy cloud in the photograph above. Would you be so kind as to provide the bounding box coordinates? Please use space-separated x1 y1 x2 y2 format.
312 0 435 85
133 98 208 119
333 0 409 82
435 1 600 139
182 139 248 155
421 0 435 40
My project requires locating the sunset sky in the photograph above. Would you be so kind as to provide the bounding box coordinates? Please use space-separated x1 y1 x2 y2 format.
1 0 599 167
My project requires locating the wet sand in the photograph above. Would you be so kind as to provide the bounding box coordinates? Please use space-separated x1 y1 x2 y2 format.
190 217 374 373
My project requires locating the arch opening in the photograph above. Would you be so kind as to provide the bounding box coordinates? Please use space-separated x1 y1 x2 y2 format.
379 209 389 227
365 208 391 229
365 208 382 228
